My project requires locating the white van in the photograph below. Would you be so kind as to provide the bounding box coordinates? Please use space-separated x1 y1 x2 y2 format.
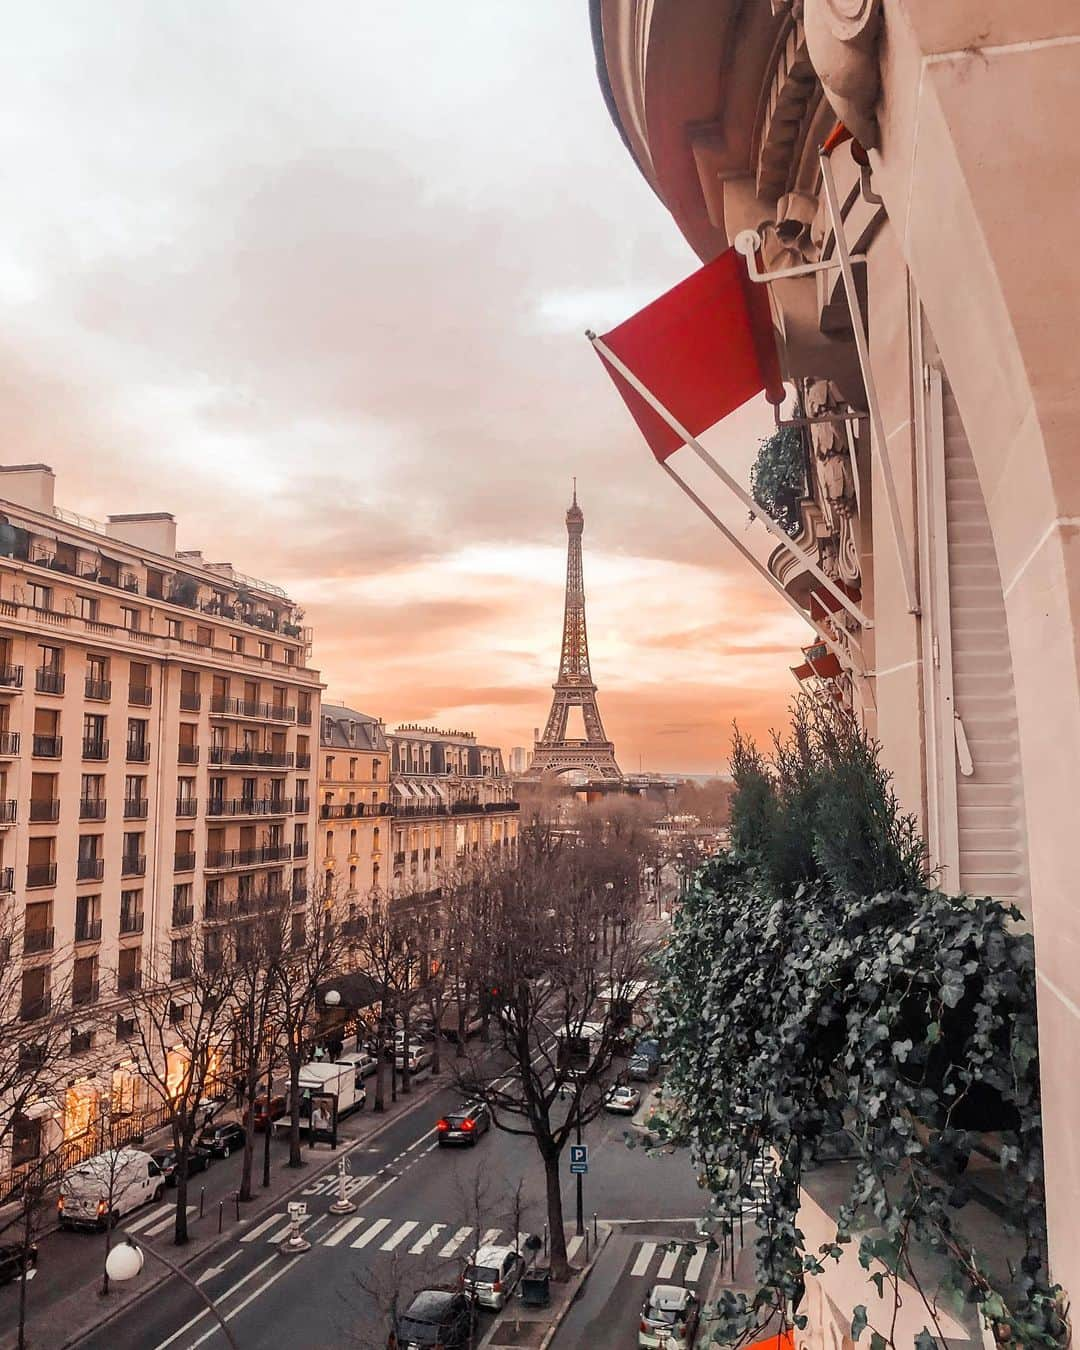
58 1147 165 1230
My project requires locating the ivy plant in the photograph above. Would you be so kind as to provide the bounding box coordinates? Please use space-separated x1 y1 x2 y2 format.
749 421 807 538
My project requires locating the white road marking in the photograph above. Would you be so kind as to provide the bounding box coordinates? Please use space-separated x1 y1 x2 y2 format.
186 1257 296 1349
350 1218 391 1249
195 1251 241 1287
142 1206 195 1239
567 1235 585 1261
268 1214 309 1245
657 1245 680 1280
409 1223 446 1254
323 1215 367 1247
685 1246 707 1284
151 1256 278 1350
241 1212 288 1243
480 1228 502 1247
125 1205 173 1233
631 1242 657 1277
381 1220 419 1251
439 1226 473 1257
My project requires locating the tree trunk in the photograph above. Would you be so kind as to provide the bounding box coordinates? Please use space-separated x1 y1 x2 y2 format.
401 1006 412 1095
374 1025 386 1113
175 1145 190 1245
262 1060 273 1188
287 1050 304 1168
239 1067 257 1201
543 1151 569 1281
18 1193 33 1344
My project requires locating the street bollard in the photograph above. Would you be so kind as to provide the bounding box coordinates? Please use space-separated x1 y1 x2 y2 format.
234 1191 241 1222
543 1223 548 1256
593 1212 598 1244
279 1201 310 1255
585 1230 590 1262
329 1155 355 1215
218 1201 223 1234
199 1188 205 1220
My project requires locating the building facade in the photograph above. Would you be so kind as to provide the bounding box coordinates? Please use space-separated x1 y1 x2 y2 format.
317 703 390 910
592 0 1080 1336
0 463 320 1176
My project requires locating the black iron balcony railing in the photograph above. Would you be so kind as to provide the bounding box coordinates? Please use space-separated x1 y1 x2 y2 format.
208 747 294 769
291 881 308 904
79 798 106 820
124 797 148 819
19 993 52 1022
23 926 54 954
293 841 309 860
35 668 65 695
82 737 109 761
179 690 201 711
176 798 197 817
171 905 194 927
77 857 105 882
177 744 199 764
0 664 23 688
29 798 59 822
121 854 146 877
128 685 153 706
126 740 151 763
0 731 20 755
0 799 16 824
173 851 196 871
296 753 311 770
26 862 57 888
84 678 111 701
205 843 293 869
0 867 13 893
320 803 367 819
74 919 102 943
209 695 296 723
297 707 312 725
294 796 310 814
207 797 293 818
32 735 61 758
72 981 100 1008
119 910 144 936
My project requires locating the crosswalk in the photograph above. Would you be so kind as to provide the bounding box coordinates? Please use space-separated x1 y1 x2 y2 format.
237 1209 541 1259
626 1240 710 1286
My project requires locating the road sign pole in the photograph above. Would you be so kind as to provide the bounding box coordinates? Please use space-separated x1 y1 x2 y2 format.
575 1109 584 1238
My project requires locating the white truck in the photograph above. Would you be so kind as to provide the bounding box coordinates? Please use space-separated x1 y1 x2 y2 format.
280 1061 365 1135
58 1147 165 1230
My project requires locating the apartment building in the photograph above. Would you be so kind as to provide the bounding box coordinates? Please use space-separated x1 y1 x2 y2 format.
385 725 518 896
318 703 390 910
0 463 320 1175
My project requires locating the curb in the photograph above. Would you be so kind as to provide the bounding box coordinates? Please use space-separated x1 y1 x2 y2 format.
480 1224 613 1350
52 1070 452 1350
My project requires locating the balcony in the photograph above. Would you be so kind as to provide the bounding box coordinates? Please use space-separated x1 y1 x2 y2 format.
209 747 294 769
176 798 197 817
174 851 196 871
84 678 111 701
23 926 54 954
205 843 293 870
0 731 20 755
82 737 109 761
79 798 107 820
295 796 310 814
320 803 366 819
291 881 308 904
119 910 144 936
209 695 296 723
297 707 312 726
35 668 65 696
121 854 146 877
75 919 102 944
0 867 13 893
0 799 16 825
32 735 62 758
124 797 149 820
204 896 232 922
177 744 199 765
128 685 153 707
126 740 151 763
207 797 293 818
19 993 52 1022
72 981 100 1008
294 841 309 860
77 857 105 882
117 970 142 993
26 862 57 888
171 905 194 927
296 753 311 770
0 664 23 689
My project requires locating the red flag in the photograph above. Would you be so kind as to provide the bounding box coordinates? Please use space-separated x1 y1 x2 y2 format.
595 247 784 463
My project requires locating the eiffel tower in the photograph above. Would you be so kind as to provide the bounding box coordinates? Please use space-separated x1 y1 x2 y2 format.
527 485 622 780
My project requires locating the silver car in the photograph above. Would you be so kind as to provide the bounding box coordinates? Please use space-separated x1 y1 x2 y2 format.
462 1244 526 1310
638 1283 700 1347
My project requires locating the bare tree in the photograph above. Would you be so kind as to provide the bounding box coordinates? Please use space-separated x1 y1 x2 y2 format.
275 880 349 1167
123 931 239 1244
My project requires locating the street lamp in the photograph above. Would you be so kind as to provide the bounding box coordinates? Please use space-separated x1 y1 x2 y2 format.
105 1238 240 1350
324 989 341 1008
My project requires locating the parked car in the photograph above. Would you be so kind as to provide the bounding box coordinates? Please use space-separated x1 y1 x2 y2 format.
638 1284 700 1348
336 1050 379 1083
149 1144 213 1185
396 1043 433 1074
0 1242 37 1285
436 1101 492 1147
198 1121 246 1158
627 1054 657 1082
244 1094 287 1131
462 1244 526 1310
389 1289 475 1349
605 1084 641 1115
58 1148 165 1230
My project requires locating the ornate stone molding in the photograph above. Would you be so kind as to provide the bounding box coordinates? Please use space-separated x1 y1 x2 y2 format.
756 17 821 200
806 378 860 587
802 0 883 148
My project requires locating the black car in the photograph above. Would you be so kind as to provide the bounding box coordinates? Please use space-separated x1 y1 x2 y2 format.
0 1242 37 1286
389 1289 475 1349
150 1144 213 1185
198 1121 246 1158
436 1101 492 1147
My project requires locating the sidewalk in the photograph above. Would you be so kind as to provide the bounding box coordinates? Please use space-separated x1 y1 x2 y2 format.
3 1065 452 1350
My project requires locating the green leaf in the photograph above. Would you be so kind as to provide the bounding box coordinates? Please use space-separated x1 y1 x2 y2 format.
851 1306 868 1342
914 1331 937 1350
869 1334 888 1350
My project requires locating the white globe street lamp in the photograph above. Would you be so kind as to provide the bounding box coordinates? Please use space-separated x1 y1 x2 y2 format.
105 1238 241 1350
324 989 341 1008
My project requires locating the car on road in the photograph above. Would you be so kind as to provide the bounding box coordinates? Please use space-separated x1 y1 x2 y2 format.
638 1283 700 1347
0 1242 37 1285
604 1084 641 1115
627 1053 657 1082
388 1288 475 1349
436 1101 492 1147
396 1043 434 1074
198 1121 246 1158
149 1144 214 1185
58 1148 165 1230
336 1050 378 1083
462 1244 526 1310
244 1094 287 1131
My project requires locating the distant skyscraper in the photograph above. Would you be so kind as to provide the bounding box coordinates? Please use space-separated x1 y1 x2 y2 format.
507 746 531 774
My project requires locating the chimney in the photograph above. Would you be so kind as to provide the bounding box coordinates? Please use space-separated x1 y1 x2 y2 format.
0 464 56 514
107 512 177 558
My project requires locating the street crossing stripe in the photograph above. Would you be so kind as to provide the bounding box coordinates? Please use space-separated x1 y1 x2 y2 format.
323 1215 367 1247
268 1214 308 1244
480 1227 501 1247
125 1205 174 1234
439 1226 472 1257
381 1220 419 1251
567 1235 584 1261
685 1247 707 1284
657 1245 680 1280
631 1242 657 1277
516 1232 531 1253
351 1218 391 1249
142 1206 195 1239
241 1212 290 1243
409 1224 445 1254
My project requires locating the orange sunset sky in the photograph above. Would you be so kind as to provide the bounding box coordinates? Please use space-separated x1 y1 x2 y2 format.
0 2 809 772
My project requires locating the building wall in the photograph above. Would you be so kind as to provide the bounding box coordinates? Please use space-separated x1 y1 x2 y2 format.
317 707 390 908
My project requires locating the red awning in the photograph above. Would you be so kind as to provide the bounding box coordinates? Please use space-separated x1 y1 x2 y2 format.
804 644 843 680
594 247 785 463
791 661 814 682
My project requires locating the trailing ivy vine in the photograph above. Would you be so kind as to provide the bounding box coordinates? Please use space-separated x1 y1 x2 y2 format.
749 421 807 538
649 699 1065 1349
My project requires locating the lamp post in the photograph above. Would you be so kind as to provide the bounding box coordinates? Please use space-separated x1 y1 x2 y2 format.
105 1238 240 1350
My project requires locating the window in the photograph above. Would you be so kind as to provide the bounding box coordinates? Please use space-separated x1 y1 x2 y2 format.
326 830 335 858
372 759 381 779
87 654 108 683
196 624 213 646
39 644 62 673
259 641 272 660
231 634 244 654
166 618 182 640
120 606 141 632
29 582 51 612
177 776 195 803
349 758 357 781
81 773 104 802
284 648 295 665
120 890 143 933
123 831 143 858
78 595 98 621
325 756 335 779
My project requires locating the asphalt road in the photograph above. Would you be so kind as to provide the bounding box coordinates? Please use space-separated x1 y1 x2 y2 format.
63 1080 709 1349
